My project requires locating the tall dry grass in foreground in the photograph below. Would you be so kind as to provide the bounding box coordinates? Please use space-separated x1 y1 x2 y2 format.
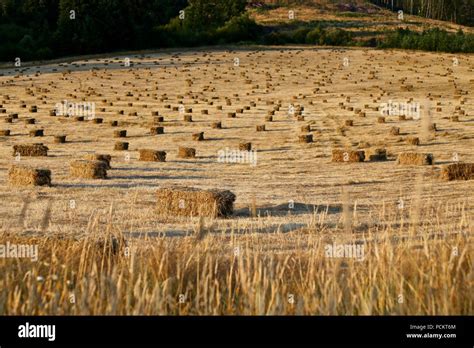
0 208 471 315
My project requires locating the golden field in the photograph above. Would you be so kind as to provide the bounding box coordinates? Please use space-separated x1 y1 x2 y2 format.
0 46 472 314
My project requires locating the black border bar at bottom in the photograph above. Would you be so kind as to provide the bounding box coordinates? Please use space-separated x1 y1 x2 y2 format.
0 316 472 346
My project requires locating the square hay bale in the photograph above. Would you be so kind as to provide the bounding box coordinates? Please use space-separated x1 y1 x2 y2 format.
8 165 51 187
83 154 112 169
92 118 103 124
114 130 127 138
13 143 48 157
192 132 204 141
390 127 400 135
0 129 10 136
54 135 66 143
109 120 118 127
451 116 459 122
399 115 406 121
256 125 266 132
301 125 311 132
397 152 433 165
299 134 313 143
150 126 164 135
211 121 222 129
227 112 236 118
156 187 236 218
114 141 129 151
154 116 164 123
4 117 13 123
440 163 474 181
29 129 44 137
265 115 273 122
406 137 420 146
178 147 196 159
367 148 387 162
428 123 437 132
75 116 85 122
297 115 305 121
377 116 386 124
239 142 252 151
70 160 107 179
345 120 353 127
332 149 365 163
139 149 166 162
183 115 193 122
24 118 35 124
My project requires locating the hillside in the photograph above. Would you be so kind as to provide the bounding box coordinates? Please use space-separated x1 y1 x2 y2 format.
250 0 474 36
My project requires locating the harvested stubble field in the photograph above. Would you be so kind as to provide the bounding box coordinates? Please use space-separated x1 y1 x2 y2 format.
0 47 472 315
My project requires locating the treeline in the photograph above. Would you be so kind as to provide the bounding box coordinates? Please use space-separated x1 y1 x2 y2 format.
1 0 473 63
368 0 474 26
261 25 474 53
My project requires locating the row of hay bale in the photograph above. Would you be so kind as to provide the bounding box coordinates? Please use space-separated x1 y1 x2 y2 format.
331 149 435 165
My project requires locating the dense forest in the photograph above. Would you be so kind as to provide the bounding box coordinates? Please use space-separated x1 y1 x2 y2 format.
0 0 473 63
368 0 474 26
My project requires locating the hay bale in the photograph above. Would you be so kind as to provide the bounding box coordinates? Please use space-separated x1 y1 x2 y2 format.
8 165 51 187
70 160 107 179
114 130 127 138
297 115 305 121
211 121 222 129
428 123 437 131
74 116 84 122
156 186 236 218
150 126 164 135
153 116 164 123
265 115 273 122
13 143 48 157
92 118 103 124
139 149 166 162
332 149 365 163
256 125 265 132
440 163 474 181
407 137 420 146
239 142 252 151
54 135 66 143
0 129 10 136
301 125 311 132
109 120 118 127
4 117 13 123
192 132 204 141
377 116 385 124
367 148 387 162
451 116 459 122
114 142 129 151
345 120 353 127
29 129 44 137
299 134 313 143
83 154 112 169
397 152 433 165
178 147 196 159
24 118 35 124
183 115 192 122
227 112 236 118
390 127 400 135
